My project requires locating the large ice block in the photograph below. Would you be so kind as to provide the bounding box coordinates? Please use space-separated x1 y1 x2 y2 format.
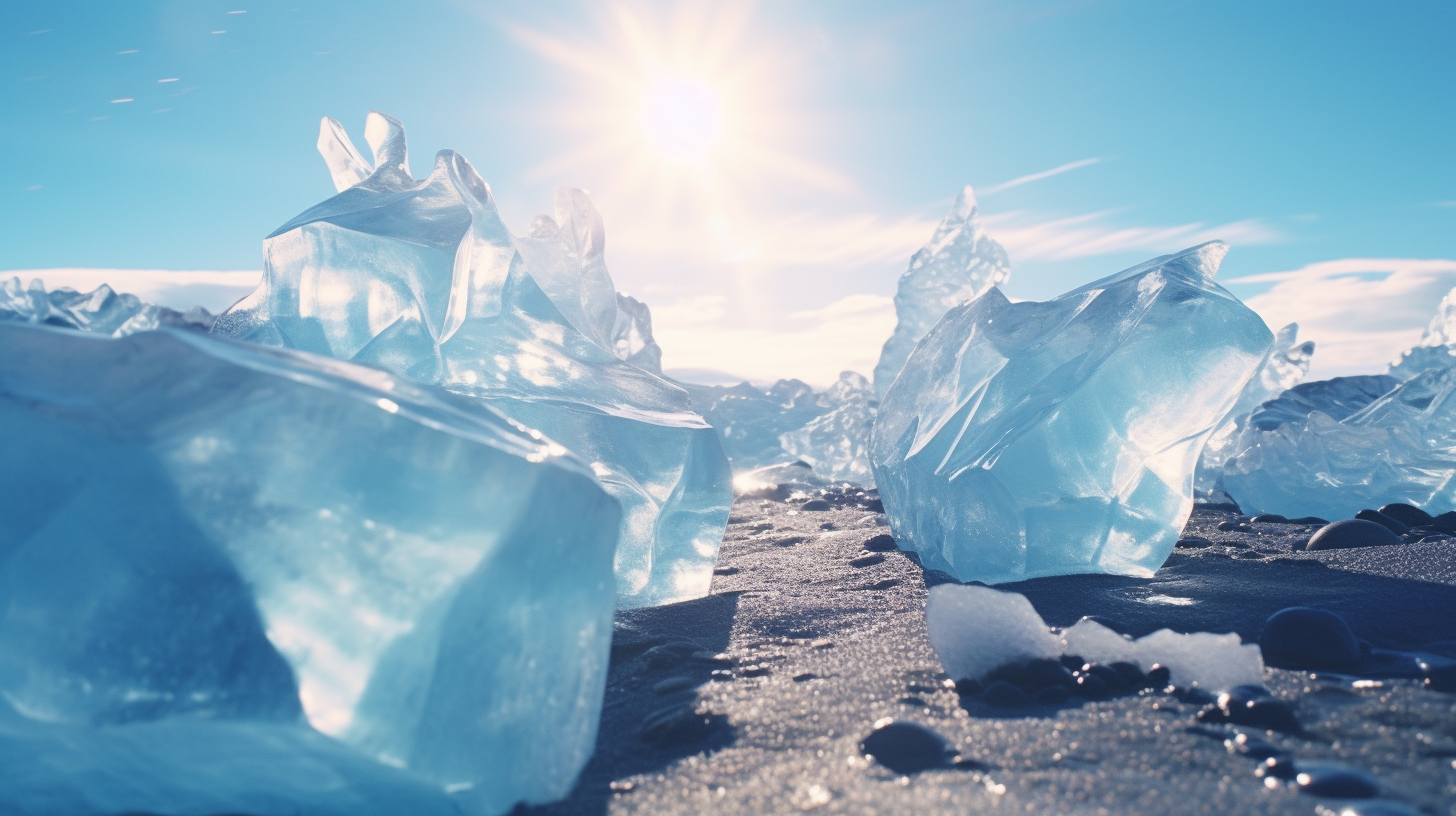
780 371 877 484
870 242 1272 584
1 276 214 336
872 185 1010 397
1194 322 1314 490
0 322 620 815
211 111 730 608
679 377 829 471
1222 369 1456 520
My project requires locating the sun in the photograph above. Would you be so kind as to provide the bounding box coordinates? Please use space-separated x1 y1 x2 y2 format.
642 75 723 162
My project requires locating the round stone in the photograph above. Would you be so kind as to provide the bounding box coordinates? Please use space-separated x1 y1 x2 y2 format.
1259 607 1362 671
1294 761 1381 798
800 499 832 511
1306 519 1403 551
860 720 949 774
1354 509 1409 535
1377 503 1434 528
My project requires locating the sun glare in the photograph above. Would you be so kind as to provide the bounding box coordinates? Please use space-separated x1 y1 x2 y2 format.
643 76 722 161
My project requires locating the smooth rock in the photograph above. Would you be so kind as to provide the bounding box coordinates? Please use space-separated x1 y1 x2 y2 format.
862 534 897 552
1306 520 1403 551
1293 761 1381 798
859 720 951 774
1258 607 1362 671
1377 503 1434 527
1354 509 1409 535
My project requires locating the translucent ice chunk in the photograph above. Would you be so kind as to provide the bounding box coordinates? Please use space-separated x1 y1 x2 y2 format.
926 585 1263 692
870 242 1272 584
872 185 1010 396
780 371 876 485
611 293 663 373
1389 285 1456 380
1223 368 1456 520
1060 619 1263 691
1 276 214 336
1194 322 1314 490
0 322 620 815
211 112 731 608
679 377 829 470
925 585 1061 682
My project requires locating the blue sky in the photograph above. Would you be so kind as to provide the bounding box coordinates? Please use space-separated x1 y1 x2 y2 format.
2 1 1453 384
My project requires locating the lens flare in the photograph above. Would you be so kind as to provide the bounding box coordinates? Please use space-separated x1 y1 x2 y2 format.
643 76 722 160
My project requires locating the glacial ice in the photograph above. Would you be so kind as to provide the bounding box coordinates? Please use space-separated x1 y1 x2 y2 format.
0 322 621 815
1194 322 1314 491
872 185 1010 397
1389 285 1456 380
1222 368 1456 520
211 112 731 608
680 378 833 468
870 242 1272 584
780 371 877 484
927 585 1264 691
1 276 214 335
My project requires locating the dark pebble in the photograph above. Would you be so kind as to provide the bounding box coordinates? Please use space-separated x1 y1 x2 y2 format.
1306 519 1403 550
1251 513 1289 523
863 498 885 513
739 664 771 678
1355 509 1410 535
1289 516 1330 525
898 696 927 707
1378 503 1434 527
792 673 818 682
1198 687 1301 733
1259 607 1362 671
1255 755 1298 780
775 536 807 547
1109 662 1146 689
1433 511 1456 534
982 680 1029 707
1060 654 1086 671
1217 521 1241 532
862 579 901 591
1074 672 1110 700
860 720 950 774
1032 685 1072 705
985 658 1077 693
1144 665 1171 689
713 566 739 576
1227 733 1283 760
954 678 984 696
1422 660 1456 692
863 534 897 552
849 553 886 568
1293 761 1381 798
1176 536 1214 548
801 499 832 511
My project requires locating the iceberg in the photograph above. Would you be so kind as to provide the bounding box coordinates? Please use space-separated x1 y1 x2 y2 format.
870 242 1272 584
872 185 1010 397
1 276 214 336
0 322 621 815
1223 368 1456 520
780 371 877 484
1389 285 1456 380
679 377 831 471
1194 322 1314 491
927 585 1264 692
211 112 731 608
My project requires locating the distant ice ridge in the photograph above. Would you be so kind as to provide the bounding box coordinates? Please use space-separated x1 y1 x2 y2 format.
927 585 1263 692
680 370 877 486
0 322 620 815
211 111 731 608
1 276 214 335
870 242 1272 584
1389 285 1456 380
1193 322 1314 491
872 185 1010 397
1222 369 1456 520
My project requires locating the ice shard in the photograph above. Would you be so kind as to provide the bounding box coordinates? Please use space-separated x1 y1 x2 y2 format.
780 371 877 485
0 322 621 815
679 378 828 472
611 292 663 373
1389 285 1456 380
870 242 1272 584
872 185 1010 397
211 111 731 608
1222 369 1456 520
1194 322 1314 491
1 276 214 336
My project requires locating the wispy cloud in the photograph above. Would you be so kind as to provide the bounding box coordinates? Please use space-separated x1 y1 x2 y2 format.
985 211 1280 262
0 268 261 312
652 292 895 387
1225 258 1456 378
981 157 1103 195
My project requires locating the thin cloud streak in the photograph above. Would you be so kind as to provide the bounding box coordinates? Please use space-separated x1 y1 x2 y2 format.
982 157 1103 195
